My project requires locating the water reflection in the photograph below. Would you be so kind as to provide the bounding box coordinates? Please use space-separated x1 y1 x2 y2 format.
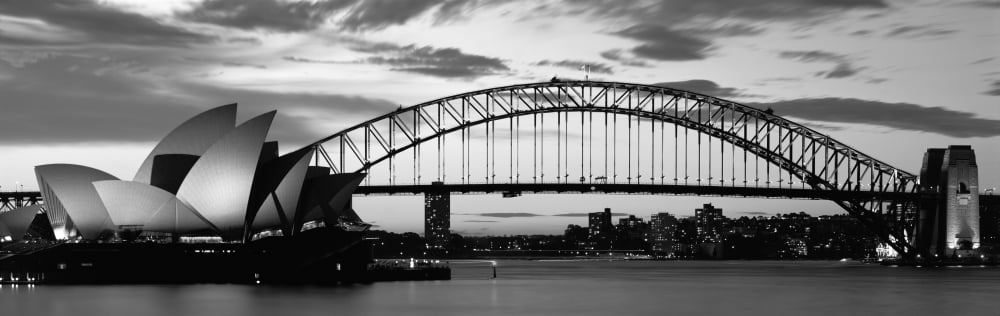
2 261 998 315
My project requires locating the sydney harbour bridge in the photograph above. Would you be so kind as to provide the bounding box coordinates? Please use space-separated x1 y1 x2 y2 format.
2 81 991 257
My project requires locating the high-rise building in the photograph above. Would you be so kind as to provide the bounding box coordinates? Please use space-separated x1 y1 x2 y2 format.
588 208 613 239
695 203 725 243
649 213 678 255
424 182 450 250
588 208 613 249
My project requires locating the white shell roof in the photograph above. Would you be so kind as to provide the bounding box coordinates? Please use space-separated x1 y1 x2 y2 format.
133 104 237 184
35 164 118 239
176 111 276 239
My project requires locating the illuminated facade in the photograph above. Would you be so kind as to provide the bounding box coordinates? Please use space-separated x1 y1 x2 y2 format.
649 212 678 255
695 203 724 243
424 182 450 249
12 104 368 243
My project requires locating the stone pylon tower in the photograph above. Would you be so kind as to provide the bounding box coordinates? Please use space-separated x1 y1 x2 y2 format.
942 146 979 250
917 145 980 256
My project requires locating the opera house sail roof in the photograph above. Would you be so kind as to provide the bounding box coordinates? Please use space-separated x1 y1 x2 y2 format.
6 104 367 243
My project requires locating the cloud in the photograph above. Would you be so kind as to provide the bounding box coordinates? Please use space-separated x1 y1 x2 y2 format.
964 0 1000 8
612 24 713 61
221 61 267 69
681 23 766 37
180 0 502 32
652 79 746 98
599 50 650 67
581 0 888 22
822 63 863 79
340 0 441 31
749 98 1000 138
552 212 630 217
971 57 995 65
226 37 262 45
179 0 354 32
849 30 873 36
0 55 398 146
464 220 498 223
182 56 268 69
778 50 864 79
351 41 509 78
740 211 772 215
0 0 213 47
533 60 613 74
985 80 1000 96
885 25 956 38
283 56 341 64
779 50 846 63
470 213 543 218
341 0 503 31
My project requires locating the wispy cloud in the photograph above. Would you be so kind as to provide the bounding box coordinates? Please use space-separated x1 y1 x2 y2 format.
282 56 342 64
599 50 650 67
653 79 747 98
553 212 630 217
885 25 956 38
180 0 502 32
340 0 492 31
470 212 543 218
751 98 1000 137
0 55 398 146
350 41 510 78
778 50 864 79
984 80 1000 96
179 0 353 32
971 57 996 65
612 24 713 61
533 60 613 74
0 0 214 47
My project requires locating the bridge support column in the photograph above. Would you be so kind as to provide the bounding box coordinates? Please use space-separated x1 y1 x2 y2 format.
424 182 450 250
917 145 980 257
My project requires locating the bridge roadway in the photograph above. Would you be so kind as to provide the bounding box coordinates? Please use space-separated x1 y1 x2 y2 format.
354 183 923 201
4 190 998 207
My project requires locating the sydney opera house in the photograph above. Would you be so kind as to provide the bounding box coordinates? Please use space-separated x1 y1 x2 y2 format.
2 104 368 244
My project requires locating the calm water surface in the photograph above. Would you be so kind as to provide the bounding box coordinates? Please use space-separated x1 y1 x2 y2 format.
3 260 999 315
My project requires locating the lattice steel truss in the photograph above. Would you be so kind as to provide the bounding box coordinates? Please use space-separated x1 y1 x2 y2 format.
308 81 919 255
0 192 43 213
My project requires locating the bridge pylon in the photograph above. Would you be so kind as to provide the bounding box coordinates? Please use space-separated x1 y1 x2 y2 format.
915 145 980 258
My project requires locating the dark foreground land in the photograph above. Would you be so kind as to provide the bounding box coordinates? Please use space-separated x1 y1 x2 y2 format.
0 228 448 285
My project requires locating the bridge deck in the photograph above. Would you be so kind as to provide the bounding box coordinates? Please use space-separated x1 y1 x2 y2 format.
4 190 996 204
355 183 922 201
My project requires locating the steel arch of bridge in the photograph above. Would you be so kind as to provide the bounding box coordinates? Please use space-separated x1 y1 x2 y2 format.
307 80 919 254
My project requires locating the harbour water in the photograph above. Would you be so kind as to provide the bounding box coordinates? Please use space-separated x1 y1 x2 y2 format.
3 260 999 315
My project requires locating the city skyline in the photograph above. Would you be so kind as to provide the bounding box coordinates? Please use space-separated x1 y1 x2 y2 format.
2 0 999 235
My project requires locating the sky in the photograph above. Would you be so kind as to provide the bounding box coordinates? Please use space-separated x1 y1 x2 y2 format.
1 0 998 235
